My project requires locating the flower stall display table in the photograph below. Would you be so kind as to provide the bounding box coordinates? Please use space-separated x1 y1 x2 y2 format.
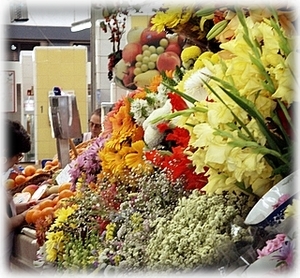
11 227 39 271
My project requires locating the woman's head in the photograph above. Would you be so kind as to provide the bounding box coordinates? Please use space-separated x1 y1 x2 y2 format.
4 120 31 171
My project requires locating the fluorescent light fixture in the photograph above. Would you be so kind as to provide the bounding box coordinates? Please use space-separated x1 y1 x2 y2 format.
71 18 91 32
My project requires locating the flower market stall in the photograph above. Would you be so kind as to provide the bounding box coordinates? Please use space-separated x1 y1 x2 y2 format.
10 3 298 276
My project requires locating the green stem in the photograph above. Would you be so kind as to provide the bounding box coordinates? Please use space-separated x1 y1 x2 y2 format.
150 107 207 124
161 82 198 104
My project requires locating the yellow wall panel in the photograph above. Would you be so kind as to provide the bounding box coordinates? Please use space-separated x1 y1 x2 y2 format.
33 46 88 162
130 14 152 28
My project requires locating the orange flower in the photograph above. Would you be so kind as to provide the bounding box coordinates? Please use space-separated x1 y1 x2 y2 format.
124 140 145 169
148 70 174 92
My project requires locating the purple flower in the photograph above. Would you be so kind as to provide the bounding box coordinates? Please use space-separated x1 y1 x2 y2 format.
68 136 109 184
272 240 294 266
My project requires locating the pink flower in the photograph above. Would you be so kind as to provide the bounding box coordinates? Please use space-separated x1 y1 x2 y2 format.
272 194 290 209
257 234 286 258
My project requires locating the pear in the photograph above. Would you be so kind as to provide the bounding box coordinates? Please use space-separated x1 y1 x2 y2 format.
126 26 145 43
114 59 130 80
133 70 160 88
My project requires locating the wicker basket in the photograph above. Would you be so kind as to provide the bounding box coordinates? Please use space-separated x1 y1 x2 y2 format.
69 138 96 160
9 173 50 196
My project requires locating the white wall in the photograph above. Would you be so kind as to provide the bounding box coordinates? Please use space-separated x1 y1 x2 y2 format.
3 0 91 27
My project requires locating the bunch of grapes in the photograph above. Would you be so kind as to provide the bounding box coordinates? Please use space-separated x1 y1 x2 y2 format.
133 38 169 76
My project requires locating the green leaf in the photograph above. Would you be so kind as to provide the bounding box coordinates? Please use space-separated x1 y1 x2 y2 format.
208 75 282 153
201 78 256 141
235 181 257 197
249 55 275 93
195 7 215 17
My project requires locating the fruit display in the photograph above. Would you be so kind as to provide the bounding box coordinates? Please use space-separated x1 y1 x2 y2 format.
114 26 185 90
8 139 97 228
8 172 50 196
24 182 75 226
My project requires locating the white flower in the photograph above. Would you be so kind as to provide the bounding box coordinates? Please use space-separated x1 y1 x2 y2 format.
143 100 172 148
183 67 211 102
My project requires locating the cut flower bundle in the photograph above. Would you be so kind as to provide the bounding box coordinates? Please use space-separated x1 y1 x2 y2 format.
33 4 297 275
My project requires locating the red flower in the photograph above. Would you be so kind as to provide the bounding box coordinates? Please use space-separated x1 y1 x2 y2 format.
168 92 188 111
146 145 208 191
97 217 110 235
145 150 165 166
100 183 120 210
165 127 190 148
157 122 170 133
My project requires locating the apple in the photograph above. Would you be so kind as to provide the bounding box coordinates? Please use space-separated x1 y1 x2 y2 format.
22 184 39 196
122 43 142 64
156 51 181 72
177 34 186 47
165 43 182 56
140 27 167 47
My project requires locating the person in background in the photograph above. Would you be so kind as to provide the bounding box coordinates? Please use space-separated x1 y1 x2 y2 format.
2 119 37 269
73 108 102 146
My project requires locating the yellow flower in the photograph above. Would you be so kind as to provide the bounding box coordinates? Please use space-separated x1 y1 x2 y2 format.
191 123 214 148
180 46 201 63
250 176 274 197
203 171 237 194
53 206 76 228
206 101 234 128
194 51 215 69
45 230 65 262
150 6 193 33
105 223 116 241
125 140 145 169
284 199 299 218
226 147 264 181
205 136 231 165
271 63 294 105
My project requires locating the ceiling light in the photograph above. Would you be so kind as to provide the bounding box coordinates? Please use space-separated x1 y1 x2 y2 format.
71 18 91 32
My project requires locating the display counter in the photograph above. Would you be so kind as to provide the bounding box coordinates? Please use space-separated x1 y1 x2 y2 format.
11 227 40 272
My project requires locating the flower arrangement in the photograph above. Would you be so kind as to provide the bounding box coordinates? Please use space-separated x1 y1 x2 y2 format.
150 6 296 198
33 4 297 275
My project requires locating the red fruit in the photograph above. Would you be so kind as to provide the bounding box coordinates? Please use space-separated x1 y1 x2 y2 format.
22 184 39 196
156 51 181 72
177 34 186 47
122 43 142 64
140 27 166 47
168 34 186 47
123 66 136 88
165 43 182 56
9 171 18 180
